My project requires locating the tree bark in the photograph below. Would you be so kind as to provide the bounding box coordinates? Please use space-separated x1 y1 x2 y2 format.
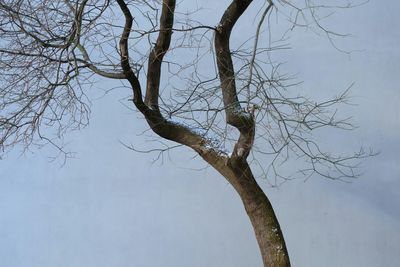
229 161 291 267
198 150 291 267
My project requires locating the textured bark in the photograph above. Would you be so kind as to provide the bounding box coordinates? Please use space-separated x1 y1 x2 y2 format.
230 161 291 267
200 152 291 266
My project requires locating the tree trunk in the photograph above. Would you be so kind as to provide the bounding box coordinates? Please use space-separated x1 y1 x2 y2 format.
228 161 291 267
197 150 291 266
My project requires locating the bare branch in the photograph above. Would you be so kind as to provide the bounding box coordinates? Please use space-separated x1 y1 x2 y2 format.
145 0 176 110
116 0 146 111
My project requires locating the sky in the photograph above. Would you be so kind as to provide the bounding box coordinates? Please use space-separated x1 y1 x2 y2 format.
1 0 400 266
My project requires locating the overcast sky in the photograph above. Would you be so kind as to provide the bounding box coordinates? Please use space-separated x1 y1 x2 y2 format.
1 1 399 266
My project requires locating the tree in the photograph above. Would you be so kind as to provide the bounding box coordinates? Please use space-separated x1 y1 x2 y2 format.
0 0 371 266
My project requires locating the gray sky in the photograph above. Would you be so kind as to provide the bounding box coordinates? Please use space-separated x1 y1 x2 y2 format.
1 1 400 266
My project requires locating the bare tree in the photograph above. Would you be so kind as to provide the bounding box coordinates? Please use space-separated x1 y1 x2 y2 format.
0 0 371 266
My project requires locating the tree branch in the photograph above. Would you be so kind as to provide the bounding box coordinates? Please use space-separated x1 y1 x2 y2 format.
145 0 176 111
115 0 223 159
116 0 147 111
215 0 258 161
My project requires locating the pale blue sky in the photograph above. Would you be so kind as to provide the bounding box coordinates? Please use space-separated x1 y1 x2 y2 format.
1 1 400 266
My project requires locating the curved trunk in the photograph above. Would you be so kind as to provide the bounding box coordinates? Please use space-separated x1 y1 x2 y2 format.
197 151 291 266
228 161 291 267
240 179 290 266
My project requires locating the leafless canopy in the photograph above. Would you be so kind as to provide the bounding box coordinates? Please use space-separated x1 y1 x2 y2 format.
0 0 370 183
